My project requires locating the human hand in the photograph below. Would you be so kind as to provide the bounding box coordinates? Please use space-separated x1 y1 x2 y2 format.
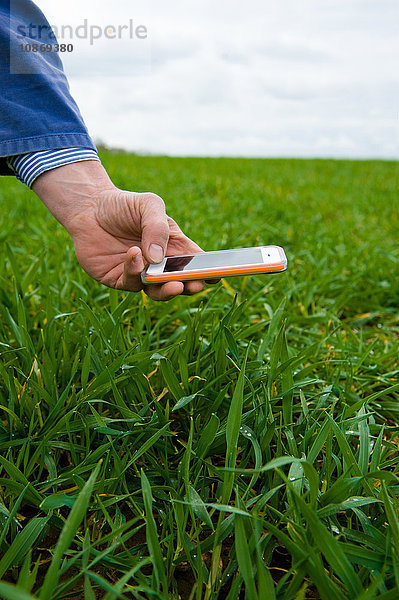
32 160 206 301
71 189 207 300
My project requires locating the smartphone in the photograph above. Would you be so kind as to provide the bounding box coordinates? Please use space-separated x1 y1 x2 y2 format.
141 245 287 284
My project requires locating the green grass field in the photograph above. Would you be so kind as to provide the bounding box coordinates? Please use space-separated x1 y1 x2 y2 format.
0 154 398 600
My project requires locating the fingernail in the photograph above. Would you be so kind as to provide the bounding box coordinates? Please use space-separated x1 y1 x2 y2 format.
149 244 164 263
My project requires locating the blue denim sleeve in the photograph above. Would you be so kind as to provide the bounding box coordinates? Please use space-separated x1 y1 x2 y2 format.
0 0 96 176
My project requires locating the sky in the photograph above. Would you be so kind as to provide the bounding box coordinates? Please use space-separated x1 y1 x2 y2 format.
37 0 399 159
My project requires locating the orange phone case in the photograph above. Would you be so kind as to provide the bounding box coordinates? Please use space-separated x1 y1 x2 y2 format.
142 256 286 283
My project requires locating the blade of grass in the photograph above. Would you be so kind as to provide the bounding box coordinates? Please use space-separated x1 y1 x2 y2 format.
235 514 258 600
39 461 101 600
0 517 50 579
141 468 168 596
293 489 363 596
0 582 38 600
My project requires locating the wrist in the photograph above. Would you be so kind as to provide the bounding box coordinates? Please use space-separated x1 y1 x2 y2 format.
32 160 116 236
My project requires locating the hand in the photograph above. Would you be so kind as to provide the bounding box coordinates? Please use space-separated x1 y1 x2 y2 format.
71 188 206 300
32 160 206 301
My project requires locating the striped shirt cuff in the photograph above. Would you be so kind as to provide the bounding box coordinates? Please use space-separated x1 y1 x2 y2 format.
6 147 100 188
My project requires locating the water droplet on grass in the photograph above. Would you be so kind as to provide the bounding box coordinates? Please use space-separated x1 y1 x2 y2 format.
239 426 252 437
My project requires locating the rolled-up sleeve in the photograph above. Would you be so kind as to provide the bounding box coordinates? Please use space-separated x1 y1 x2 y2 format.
0 0 96 176
7 147 100 188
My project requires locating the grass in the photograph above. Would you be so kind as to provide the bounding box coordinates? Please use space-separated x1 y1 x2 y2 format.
0 154 398 599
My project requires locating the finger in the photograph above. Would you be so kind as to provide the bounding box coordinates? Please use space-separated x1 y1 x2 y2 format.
179 239 204 254
166 217 204 254
205 278 221 285
182 280 205 295
121 246 145 292
145 281 185 302
139 194 170 264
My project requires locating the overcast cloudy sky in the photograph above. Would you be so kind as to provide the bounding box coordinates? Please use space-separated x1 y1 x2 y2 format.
38 0 398 158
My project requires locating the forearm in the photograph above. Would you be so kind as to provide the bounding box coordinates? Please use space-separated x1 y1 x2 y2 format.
31 160 116 236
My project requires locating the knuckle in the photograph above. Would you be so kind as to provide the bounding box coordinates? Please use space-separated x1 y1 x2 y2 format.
143 192 166 211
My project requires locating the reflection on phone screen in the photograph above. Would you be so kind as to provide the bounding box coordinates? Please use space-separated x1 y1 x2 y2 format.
164 248 263 272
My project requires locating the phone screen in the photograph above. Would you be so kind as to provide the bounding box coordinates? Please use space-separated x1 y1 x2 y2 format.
164 248 264 272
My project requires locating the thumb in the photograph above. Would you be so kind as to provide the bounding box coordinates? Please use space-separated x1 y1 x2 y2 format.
139 193 170 264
